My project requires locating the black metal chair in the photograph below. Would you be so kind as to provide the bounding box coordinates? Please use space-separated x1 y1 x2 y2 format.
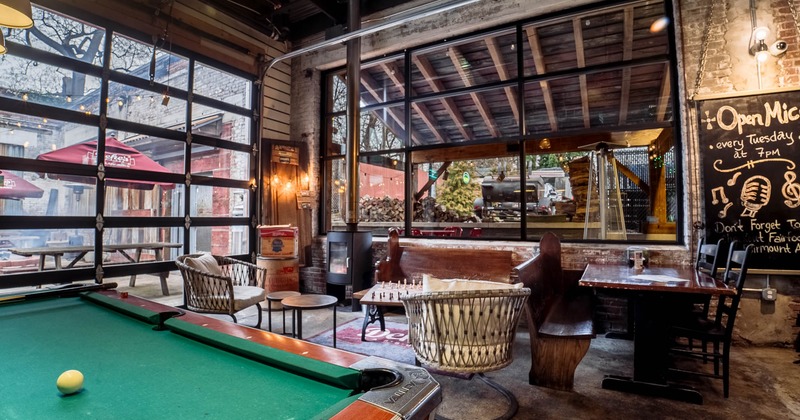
669 241 753 398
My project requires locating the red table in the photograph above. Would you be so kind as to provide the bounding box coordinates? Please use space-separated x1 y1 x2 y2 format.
579 263 734 404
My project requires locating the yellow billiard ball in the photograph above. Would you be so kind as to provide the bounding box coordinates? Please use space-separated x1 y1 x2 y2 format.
57 370 84 395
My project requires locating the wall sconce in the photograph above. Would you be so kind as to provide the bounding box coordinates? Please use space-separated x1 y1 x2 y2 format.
272 174 280 186
0 0 34 29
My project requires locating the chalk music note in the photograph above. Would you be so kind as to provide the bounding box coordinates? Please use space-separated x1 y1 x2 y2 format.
701 110 717 130
719 202 733 218
727 172 741 186
740 175 771 218
782 171 800 209
711 186 729 205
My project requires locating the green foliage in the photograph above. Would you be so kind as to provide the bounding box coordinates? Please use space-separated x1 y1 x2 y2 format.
436 161 481 217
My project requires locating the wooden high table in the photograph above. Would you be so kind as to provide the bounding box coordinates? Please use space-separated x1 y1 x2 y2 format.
579 263 734 404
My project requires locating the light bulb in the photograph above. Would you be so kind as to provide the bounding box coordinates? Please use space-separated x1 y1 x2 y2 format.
753 27 770 41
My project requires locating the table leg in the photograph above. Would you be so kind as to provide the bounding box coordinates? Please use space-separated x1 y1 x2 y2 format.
154 248 169 296
294 309 302 339
333 305 337 348
38 256 46 271
282 306 288 335
267 299 273 332
128 248 143 287
361 305 386 342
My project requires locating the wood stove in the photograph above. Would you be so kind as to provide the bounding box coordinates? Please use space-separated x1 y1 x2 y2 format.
326 230 372 310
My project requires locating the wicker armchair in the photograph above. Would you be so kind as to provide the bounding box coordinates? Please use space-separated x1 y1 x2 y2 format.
175 254 266 328
402 288 530 420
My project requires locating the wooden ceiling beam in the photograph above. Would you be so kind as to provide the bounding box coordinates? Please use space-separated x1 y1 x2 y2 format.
380 62 449 144
360 72 426 145
412 55 474 141
656 62 671 122
573 18 591 129
524 26 558 132
618 7 634 125
484 36 520 125
447 47 501 138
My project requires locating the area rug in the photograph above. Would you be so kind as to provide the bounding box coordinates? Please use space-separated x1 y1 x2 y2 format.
307 318 416 366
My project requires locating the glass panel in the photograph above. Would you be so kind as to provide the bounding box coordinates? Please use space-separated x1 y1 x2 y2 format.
110 33 188 90
194 62 251 107
190 144 251 181
0 55 102 114
0 228 96 274
102 227 182 259
360 104 406 152
108 81 187 126
361 55 405 105
411 87 518 144
328 71 347 113
327 114 346 156
191 103 251 144
328 242 348 274
410 29 517 93
0 169 94 216
105 181 184 217
190 225 249 255
330 159 346 226
0 112 98 160
6 6 104 65
357 153 406 235
409 158 496 238
189 185 249 218
112 130 185 173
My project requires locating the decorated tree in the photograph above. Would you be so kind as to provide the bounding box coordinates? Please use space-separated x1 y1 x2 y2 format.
436 160 481 217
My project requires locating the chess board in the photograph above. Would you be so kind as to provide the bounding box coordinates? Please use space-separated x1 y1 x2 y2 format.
359 282 424 306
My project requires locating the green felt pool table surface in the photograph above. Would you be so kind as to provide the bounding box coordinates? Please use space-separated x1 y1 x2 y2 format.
0 288 441 420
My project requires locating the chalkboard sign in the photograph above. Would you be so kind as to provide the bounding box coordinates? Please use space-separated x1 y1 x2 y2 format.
698 90 800 273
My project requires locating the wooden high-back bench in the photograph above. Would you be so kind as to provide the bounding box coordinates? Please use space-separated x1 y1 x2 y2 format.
513 232 594 391
376 228 514 284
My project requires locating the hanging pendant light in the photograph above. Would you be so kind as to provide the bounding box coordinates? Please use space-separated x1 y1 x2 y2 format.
0 0 34 29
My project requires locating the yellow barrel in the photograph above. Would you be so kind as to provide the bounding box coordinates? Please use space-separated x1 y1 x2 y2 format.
257 257 300 309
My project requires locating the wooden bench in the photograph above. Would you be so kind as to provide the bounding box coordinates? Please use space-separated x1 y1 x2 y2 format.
355 228 514 339
513 232 594 391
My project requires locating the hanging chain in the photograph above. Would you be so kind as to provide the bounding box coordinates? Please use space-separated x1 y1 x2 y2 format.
692 0 727 100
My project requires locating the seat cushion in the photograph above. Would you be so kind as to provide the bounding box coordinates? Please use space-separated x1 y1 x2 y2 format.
185 253 225 277
422 274 523 292
232 285 266 311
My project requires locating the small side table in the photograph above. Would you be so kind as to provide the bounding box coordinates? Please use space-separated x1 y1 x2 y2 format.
266 291 301 334
280 294 339 348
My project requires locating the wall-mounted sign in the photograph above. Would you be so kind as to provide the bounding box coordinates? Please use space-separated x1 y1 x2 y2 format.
462 172 471 184
272 145 299 165
698 90 800 273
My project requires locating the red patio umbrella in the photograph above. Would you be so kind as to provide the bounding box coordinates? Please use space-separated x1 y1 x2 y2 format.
36 137 174 190
0 170 44 199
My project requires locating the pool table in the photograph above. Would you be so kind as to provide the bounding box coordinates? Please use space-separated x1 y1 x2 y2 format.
0 285 441 419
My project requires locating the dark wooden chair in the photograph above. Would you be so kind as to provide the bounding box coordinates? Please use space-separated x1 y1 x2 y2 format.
693 237 728 318
669 241 753 398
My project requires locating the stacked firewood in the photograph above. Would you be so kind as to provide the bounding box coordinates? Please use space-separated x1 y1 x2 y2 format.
358 196 466 223
359 196 404 222
414 197 463 222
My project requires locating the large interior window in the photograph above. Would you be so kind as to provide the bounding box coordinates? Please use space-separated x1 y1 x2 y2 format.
322 0 678 243
0 4 256 286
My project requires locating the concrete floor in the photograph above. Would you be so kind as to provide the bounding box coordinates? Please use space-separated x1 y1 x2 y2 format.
117 273 800 420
